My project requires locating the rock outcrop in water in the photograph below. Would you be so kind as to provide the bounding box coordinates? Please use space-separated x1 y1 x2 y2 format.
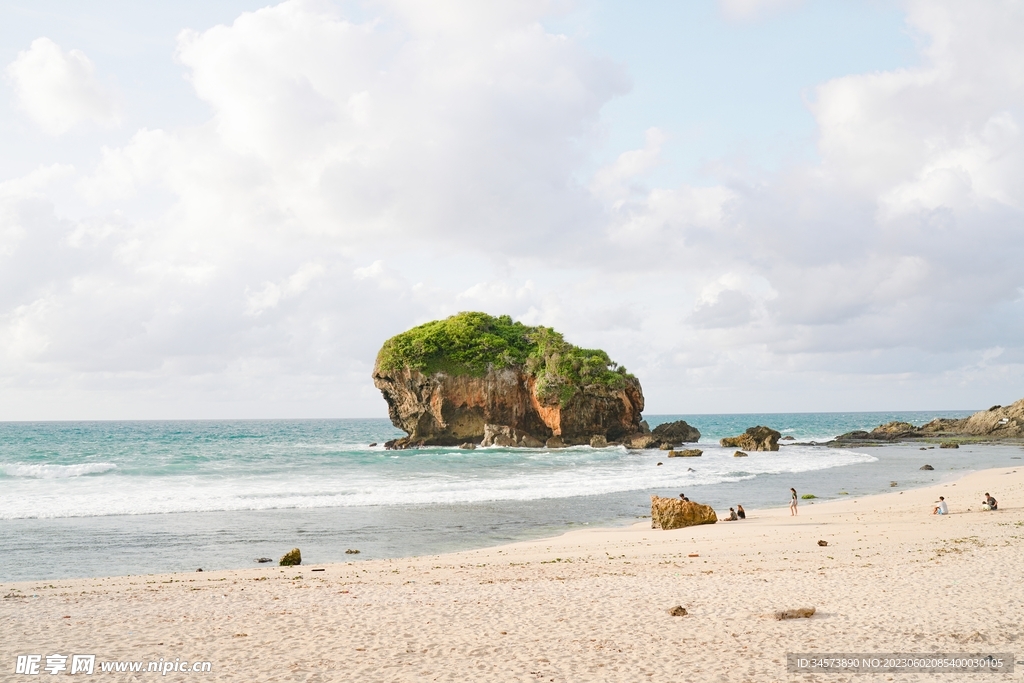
373 312 645 448
719 425 781 452
829 399 1024 446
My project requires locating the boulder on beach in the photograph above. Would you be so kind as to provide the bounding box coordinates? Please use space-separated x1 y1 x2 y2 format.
720 426 781 452
650 495 717 530
279 548 301 566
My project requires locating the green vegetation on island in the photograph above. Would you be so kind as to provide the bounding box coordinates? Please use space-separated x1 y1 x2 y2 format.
376 312 633 406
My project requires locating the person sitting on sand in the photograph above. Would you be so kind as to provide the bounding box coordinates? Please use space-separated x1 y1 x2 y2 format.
679 493 689 502
724 507 738 521
736 505 746 519
982 493 998 511
933 496 948 515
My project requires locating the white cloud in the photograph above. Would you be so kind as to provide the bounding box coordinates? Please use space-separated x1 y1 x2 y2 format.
4 0 1024 417
5 37 119 135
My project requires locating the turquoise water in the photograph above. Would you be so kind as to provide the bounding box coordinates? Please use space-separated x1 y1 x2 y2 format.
2 411 1020 581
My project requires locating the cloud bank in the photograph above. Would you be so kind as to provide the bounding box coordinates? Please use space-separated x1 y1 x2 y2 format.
1 0 1023 418
5 37 119 135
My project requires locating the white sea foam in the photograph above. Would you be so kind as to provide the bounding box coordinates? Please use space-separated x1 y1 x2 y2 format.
0 446 876 519
0 462 117 479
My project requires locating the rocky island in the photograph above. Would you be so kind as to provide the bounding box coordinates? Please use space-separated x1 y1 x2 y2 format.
829 399 1024 446
373 312 698 449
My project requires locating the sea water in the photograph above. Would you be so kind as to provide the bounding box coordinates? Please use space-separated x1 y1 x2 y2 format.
2 411 1021 582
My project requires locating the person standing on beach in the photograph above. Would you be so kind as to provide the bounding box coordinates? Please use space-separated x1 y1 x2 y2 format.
790 488 798 516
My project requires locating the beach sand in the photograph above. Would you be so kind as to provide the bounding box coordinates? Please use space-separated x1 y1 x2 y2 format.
3 466 1024 682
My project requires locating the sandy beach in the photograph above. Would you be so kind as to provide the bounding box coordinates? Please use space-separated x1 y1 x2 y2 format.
3 466 1024 682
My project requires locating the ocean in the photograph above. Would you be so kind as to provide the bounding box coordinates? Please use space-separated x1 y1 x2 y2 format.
2 411 1021 582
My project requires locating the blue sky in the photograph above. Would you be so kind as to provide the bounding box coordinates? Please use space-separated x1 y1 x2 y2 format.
1 0 1022 418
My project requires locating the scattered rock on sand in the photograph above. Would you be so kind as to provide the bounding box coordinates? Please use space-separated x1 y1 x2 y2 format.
667 605 688 616
733 450 748 457
279 548 302 566
921 464 934 470
651 496 717 530
255 557 273 563
774 607 815 620
817 540 828 547
196 568 203 572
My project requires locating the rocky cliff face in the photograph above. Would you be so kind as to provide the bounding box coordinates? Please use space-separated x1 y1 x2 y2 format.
373 363 644 448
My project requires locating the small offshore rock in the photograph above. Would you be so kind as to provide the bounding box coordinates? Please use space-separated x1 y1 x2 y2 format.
817 540 828 547
890 481 898 487
720 425 781 452
774 607 815 620
781 435 795 441
667 449 703 458
920 464 934 470
255 557 273 563
590 435 608 448
279 548 302 566
659 442 675 450
196 568 203 572
368 442 377 447
668 605 688 616
733 450 748 457
623 433 659 449
459 442 476 449
940 441 960 449
345 549 360 554
651 420 701 443
656 462 663 466
545 436 566 449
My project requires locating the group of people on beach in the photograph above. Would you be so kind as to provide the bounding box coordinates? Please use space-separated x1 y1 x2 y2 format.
679 493 746 521
932 492 997 515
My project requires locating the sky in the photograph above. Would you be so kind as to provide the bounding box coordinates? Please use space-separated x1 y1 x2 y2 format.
1 0 1022 420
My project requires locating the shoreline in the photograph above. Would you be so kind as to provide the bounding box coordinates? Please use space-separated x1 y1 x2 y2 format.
4 465 1023 681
